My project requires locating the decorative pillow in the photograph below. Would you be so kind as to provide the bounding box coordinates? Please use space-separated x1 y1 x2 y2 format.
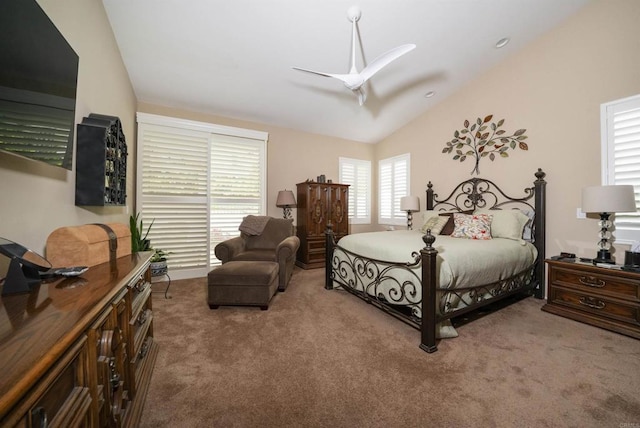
474 209 530 241
450 213 493 240
439 210 474 235
419 216 449 235
421 210 439 222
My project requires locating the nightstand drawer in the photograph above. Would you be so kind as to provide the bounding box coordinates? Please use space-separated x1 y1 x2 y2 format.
548 287 640 326
549 265 639 301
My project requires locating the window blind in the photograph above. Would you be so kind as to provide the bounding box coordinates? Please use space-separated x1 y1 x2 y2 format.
378 153 410 225
137 113 267 279
339 157 371 224
138 123 211 278
210 134 266 265
602 95 640 242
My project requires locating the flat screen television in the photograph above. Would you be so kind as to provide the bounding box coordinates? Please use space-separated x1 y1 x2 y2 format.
0 0 79 170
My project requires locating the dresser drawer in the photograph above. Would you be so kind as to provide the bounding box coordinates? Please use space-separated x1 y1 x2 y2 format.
29 337 92 428
548 286 640 327
549 265 639 301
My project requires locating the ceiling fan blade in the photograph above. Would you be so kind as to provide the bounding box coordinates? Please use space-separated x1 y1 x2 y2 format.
293 67 365 90
359 44 416 83
292 66 351 82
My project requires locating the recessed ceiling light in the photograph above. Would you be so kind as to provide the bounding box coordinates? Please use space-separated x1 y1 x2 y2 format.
424 91 436 98
495 37 510 49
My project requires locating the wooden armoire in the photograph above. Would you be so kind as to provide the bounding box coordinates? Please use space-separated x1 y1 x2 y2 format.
296 181 349 269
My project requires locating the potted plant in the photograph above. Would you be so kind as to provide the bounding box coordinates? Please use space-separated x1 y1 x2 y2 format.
150 248 169 277
130 213 169 276
129 212 153 252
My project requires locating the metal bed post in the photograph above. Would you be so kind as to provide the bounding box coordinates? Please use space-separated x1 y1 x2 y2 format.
325 223 335 290
533 168 547 299
419 231 438 353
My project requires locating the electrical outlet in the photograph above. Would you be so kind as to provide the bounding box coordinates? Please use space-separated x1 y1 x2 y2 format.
576 208 586 219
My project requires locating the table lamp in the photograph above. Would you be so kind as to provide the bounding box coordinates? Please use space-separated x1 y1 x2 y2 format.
581 184 636 264
276 190 296 219
400 196 420 230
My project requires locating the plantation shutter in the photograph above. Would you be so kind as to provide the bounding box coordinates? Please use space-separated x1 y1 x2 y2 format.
602 94 640 242
137 122 210 279
378 153 410 225
210 135 266 265
137 113 267 279
339 157 371 224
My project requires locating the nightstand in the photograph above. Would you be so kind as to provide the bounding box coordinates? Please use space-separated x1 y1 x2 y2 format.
543 259 640 339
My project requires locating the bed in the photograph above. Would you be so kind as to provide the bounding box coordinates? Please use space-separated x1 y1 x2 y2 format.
325 168 547 353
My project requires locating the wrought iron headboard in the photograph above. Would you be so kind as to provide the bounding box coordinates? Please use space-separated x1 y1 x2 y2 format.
425 168 547 297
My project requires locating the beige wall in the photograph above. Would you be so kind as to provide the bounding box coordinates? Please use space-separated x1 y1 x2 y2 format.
0 0 136 256
136 103 375 234
375 0 640 261
2 0 638 268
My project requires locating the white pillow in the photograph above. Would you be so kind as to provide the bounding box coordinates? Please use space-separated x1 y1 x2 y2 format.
474 209 530 241
419 216 449 234
420 210 440 222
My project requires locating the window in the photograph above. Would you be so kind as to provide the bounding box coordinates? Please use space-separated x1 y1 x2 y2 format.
601 94 640 242
137 113 267 279
339 157 371 224
378 153 410 225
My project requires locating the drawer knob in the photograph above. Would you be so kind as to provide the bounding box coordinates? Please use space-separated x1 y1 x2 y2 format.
579 296 606 310
578 275 605 288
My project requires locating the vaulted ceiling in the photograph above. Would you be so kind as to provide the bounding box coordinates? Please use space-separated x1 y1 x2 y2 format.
102 0 591 143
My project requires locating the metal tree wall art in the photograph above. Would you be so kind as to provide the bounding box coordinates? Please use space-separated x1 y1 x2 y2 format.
442 115 528 175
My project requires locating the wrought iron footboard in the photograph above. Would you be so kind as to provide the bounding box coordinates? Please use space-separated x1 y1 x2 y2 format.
327 234 536 336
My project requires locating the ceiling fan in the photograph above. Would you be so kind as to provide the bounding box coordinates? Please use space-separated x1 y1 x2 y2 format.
293 6 416 106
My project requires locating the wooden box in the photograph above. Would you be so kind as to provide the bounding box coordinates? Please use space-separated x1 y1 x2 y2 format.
46 223 131 268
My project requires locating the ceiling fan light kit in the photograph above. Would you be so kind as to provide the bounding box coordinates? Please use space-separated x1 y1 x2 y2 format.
293 6 416 106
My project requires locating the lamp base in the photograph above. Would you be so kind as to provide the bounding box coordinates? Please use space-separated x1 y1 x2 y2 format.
282 207 292 219
593 249 615 264
406 211 413 230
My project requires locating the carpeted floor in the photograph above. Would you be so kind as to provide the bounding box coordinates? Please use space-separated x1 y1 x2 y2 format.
141 268 640 427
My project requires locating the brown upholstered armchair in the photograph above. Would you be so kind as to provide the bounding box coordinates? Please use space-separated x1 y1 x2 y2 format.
214 217 300 291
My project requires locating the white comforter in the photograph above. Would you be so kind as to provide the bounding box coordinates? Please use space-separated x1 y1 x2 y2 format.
336 230 537 290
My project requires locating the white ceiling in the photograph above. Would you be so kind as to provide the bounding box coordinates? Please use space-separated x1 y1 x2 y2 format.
102 0 591 144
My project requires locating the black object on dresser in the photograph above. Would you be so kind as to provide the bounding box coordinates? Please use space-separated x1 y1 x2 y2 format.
296 181 349 269
543 259 640 339
76 114 128 206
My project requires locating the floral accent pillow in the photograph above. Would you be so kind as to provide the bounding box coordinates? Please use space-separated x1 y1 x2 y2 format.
439 210 474 235
451 213 493 240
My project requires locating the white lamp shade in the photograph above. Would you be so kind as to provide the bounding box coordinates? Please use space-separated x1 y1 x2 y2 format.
400 196 420 212
581 185 637 213
276 190 296 207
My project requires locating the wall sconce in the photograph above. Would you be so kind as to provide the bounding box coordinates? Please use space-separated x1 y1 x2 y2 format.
276 190 296 219
400 196 420 230
581 184 637 264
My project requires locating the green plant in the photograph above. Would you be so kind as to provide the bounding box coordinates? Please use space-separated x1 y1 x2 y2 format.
442 115 528 175
150 248 169 263
129 212 153 252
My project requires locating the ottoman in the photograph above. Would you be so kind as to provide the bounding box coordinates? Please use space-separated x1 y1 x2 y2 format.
208 261 279 310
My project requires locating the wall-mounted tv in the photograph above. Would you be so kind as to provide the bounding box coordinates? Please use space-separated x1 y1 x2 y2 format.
0 0 79 170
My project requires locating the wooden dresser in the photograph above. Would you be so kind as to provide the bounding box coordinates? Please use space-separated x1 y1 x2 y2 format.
0 252 158 427
543 259 640 339
296 181 349 269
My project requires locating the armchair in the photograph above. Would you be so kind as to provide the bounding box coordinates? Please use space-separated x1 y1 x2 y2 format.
214 217 300 291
